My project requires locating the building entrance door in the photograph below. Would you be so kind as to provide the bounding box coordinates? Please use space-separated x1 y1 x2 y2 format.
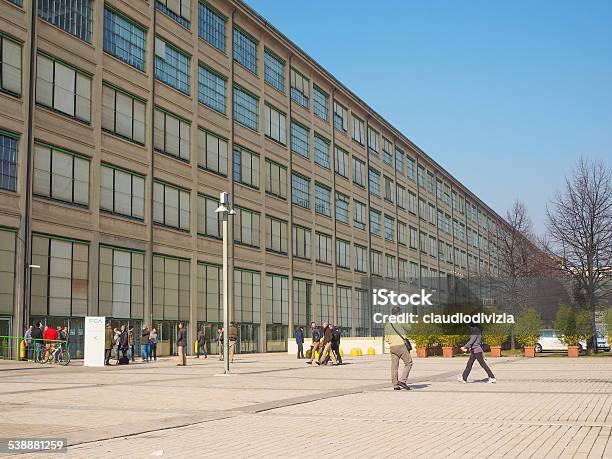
153 321 190 357
0 317 13 360
238 323 259 353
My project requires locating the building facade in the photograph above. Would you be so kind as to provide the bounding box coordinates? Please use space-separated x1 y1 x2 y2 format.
0 0 503 358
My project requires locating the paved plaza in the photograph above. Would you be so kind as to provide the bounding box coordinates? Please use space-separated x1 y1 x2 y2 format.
0 353 611 458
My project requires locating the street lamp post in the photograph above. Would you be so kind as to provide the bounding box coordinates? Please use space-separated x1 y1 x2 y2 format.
215 192 235 374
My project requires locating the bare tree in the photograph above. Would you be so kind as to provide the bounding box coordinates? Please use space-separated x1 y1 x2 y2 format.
545 158 612 352
492 200 554 348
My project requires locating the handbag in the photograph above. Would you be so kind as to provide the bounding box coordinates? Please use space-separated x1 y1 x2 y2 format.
390 323 412 352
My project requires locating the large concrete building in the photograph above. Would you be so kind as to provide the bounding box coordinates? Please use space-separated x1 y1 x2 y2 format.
0 0 504 358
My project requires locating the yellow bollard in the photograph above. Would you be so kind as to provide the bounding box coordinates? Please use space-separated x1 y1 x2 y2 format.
367 347 375 355
194 340 198 354
350 348 363 356
19 340 26 360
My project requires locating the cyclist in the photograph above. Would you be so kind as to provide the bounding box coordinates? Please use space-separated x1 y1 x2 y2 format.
43 325 58 361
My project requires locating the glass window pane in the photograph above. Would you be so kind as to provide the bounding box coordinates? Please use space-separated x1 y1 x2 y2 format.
54 63 76 116
51 151 73 201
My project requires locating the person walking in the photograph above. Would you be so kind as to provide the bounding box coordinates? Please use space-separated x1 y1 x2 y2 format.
306 322 322 364
458 325 496 384
104 322 113 365
24 325 33 361
384 306 413 390
127 325 135 362
177 322 187 366
149 328 158 362
196 328 207 359
140 326 149 362
31 322 43 362
331 325 342 365
295 326 304 359
228 322 238 363
317 323 337 366
216 327 223 360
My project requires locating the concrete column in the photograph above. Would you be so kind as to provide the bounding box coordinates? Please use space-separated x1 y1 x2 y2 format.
86 0 104 315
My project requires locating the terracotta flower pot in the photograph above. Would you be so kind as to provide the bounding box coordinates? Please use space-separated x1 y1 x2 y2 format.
442 346 454 358
523 346 535 358
416 347 428 358
490 346 502 357
567 345 580 357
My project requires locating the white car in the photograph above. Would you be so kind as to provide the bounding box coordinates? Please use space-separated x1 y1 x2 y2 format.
536 329 586 353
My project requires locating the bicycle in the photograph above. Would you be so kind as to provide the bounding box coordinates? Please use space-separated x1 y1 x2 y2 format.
38 343 70 366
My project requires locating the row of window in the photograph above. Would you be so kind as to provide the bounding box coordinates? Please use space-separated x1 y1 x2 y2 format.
4 1 494 227
4 37 486 232
0 130 500 263
36 0 226 55
21 231 469 330
0 222 490 321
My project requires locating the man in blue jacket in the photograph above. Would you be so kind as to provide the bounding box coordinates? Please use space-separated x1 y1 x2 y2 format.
295 326 304 359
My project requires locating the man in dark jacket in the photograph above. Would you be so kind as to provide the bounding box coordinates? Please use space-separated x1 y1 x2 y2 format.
295 327 304 359
317 322 337 365
177 322 186 366
196 328 207 359
228 322 238 363
306 322 322 364
119 324 129 364
104 322 113 365
141 326 150 362
32 322 43 362
331 325 342 364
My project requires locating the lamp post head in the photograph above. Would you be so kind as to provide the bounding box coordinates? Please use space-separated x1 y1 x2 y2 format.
214 204 229 214
215 192 235 216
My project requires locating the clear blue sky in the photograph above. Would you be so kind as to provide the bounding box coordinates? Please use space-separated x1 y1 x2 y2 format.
247 0 612 234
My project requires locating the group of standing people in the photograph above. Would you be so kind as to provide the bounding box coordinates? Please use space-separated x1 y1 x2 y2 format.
139 325 159 363
101 321 240 367
104 322 158 365
23 322 68 361
303 322 342 366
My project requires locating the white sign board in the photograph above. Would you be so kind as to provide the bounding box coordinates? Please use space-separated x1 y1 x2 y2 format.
84 316 106 367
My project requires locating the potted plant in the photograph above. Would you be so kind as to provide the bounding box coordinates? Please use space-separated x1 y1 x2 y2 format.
437 334 462 358
554 304 593 357
408 321 437 358
515 307 542 358
483 320 510 357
